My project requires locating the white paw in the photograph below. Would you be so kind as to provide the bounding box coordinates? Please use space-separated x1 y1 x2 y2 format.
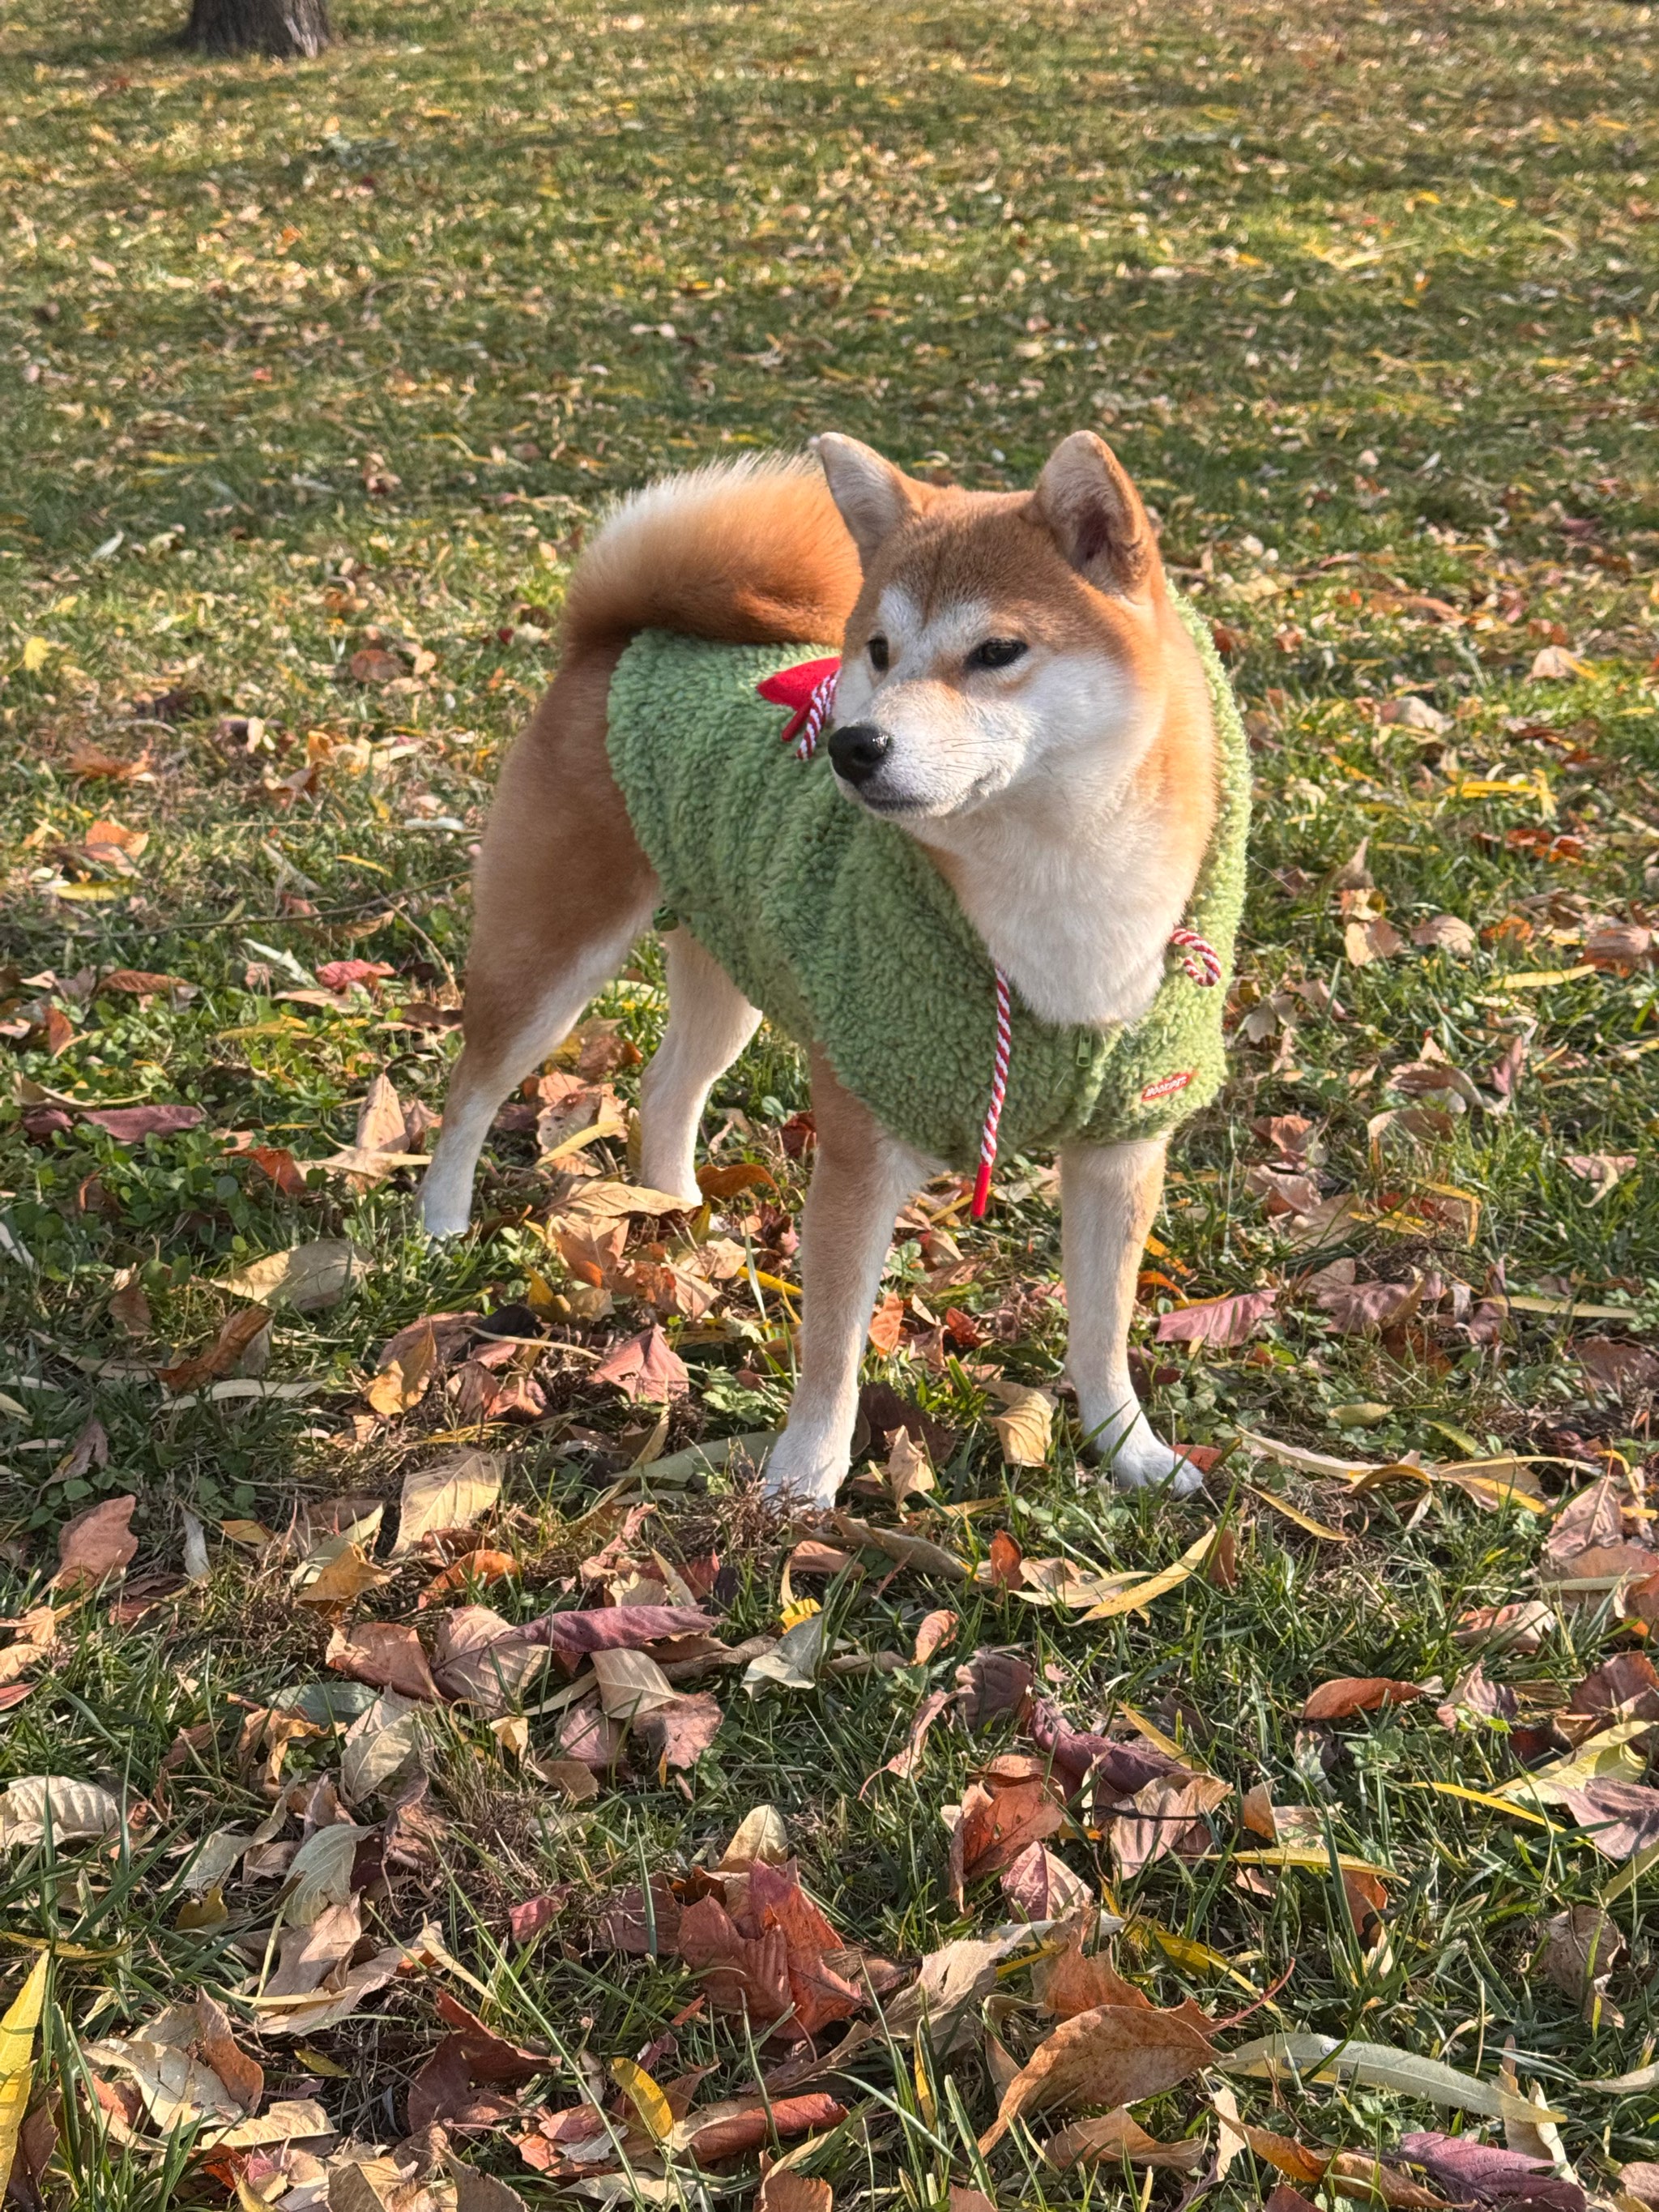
419 1183 473 1241
1081 1408 1206 1498
761 1428 850 1511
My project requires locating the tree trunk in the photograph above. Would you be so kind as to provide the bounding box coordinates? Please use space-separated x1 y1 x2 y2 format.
186 0 329 58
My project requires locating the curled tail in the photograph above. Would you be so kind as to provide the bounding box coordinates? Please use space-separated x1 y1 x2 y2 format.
560 451 862 659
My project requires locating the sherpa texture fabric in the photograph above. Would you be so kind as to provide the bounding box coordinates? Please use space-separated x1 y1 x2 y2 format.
606 594 1248 1173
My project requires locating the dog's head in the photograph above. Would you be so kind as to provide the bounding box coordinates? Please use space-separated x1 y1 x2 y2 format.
812 430 1171 823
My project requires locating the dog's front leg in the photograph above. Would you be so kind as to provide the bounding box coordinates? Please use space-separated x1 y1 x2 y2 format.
1060 1136 1202 1496
763 1053 925 1508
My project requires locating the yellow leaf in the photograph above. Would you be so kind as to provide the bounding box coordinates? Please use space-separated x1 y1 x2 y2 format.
610 2055 672 2141
780 1595 821 1633
21 638 51 674
1232 1846 1397 1878
1245 1484 1350 1543
294 2043 352 2077
987 1379 1055 1466
0 1953 49 2198
1081 1525 1217 1620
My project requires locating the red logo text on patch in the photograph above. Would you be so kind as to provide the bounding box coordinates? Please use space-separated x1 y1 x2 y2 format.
1141 1070 1196 1104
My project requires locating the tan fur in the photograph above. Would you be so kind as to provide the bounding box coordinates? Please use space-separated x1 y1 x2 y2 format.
422 437 1218 1504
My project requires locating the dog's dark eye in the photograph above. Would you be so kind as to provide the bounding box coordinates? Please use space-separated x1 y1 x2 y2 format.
969 637 1027 671
868 634 889 672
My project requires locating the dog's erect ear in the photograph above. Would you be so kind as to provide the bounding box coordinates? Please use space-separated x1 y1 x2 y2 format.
812 433 919 564
1034 431 1156 597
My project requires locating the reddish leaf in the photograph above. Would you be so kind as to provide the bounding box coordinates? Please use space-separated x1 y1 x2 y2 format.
53 1495 138 1589
316 959 395 992
686 2095 847 2163
510 1891 569 1946
80 1103 204 1142
433 1988 549 2083
677 1894 793 2020
240 1145 309 1196
696 1161 778 1200
1000 1840 1093 1920
872 1689 953 1786
1034 1921 1153 2020
1401 2133 1586 2212
591 1324 690 1402
986 1530 1023 1591
1302 1676 1423 1721
531 1604 710 1667
1155 1289 1277 1347
951 1755 1067 1903
1545 1476 1623 1566
913 1609 957 1665
407 2039 518 2133
326 1621 441 1702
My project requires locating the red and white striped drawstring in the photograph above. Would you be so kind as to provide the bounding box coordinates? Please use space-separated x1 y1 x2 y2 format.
1169 926 1223 988
970 967 1013 1219
753 655 1223 1222
969 932 1222 1218
791 667 839 762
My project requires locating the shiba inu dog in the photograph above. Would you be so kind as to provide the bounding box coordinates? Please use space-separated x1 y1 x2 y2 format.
421 433 1247 1506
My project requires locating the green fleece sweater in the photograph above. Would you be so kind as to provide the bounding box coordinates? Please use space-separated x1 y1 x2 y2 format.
606 596 1248 1173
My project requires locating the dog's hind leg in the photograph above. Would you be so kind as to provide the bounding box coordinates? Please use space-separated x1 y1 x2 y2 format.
420 649 657 1238
421 910 650 1236
763 1051 927 1507
638 929 761 1206
1060 1135 1204 1496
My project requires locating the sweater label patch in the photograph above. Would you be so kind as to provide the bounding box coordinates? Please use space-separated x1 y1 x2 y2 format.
1141 1069 1196 1104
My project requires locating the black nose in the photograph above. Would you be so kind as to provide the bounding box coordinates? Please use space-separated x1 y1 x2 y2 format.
828 721 892 786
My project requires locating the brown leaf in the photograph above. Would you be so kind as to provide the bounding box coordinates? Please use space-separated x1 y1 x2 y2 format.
759 2170 833 2212
1568 1652 1659 1726
1411 914 1477 957
867 1292 905 1356
1345 916 1407 964
591 1324 690 1402
697 1159 779 1200
326 1622 441 1702
350 647 404 684
1034 1924 1151 2020
366 1320 439 1417
1545 1476 1624 1567
1302 1676 1423 1721
872 1688 953 1787
433 1989 548 2083
1155 1289 1277 1347
786 1540 855 1579
686 2094 847 2163
1452 1599 1555 1653
1559 1779 1659 1861
1047 2108 1208 2171
1112 1771 1234 1879
637 1690 723 1770
80 1102 204 1142
978 2003 1214 2152
53 1494 138 1590
158 1305 271 1391
913 1609 957 1665
885 1424 934 1507
954 1649 1035 1732
1000 1840 1093 1920
57 1416 110 1483
1542 1903 1624 2024
597 1875 682 1955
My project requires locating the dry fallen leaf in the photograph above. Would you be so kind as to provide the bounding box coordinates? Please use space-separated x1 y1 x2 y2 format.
1303 1676 1424 1721
1156 1288 1277 1347
987 1379 1055 1467
326 1622 441 1703
53 1495 138 1590
221 1239 361 1313
979 2003 1214 2152
912 1609 957 1664
390 1449 505 1558
1046 2107 1208 2172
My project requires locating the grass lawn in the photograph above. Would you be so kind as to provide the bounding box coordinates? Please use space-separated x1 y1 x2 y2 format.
2 0 1658 2202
